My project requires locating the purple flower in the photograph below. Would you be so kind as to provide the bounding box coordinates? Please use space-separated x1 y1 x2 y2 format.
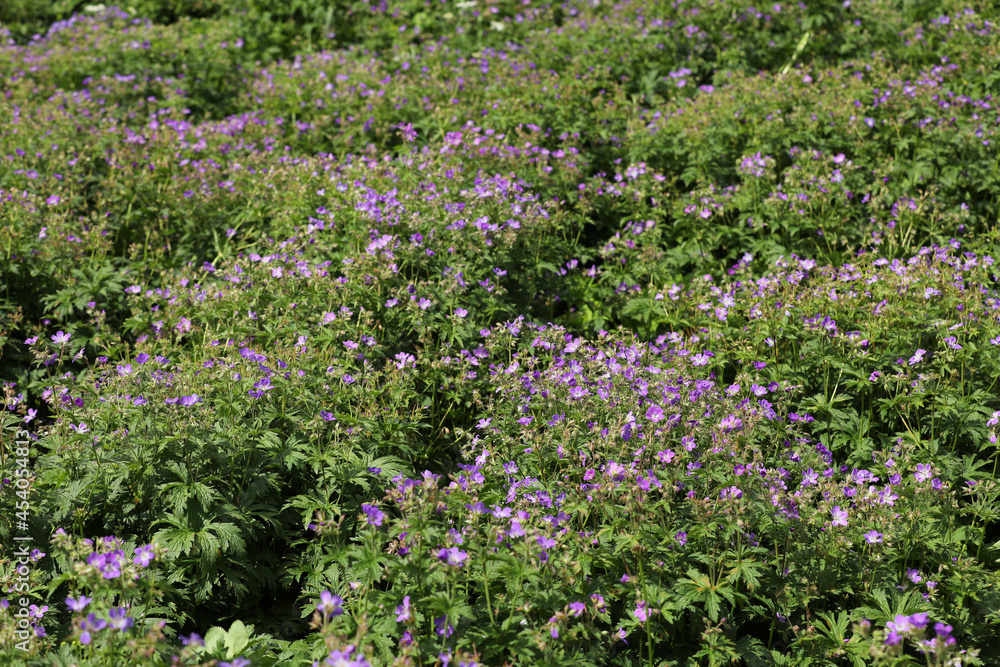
719 414 743 433
691 352 711 366
477 417 491 429
66 595 92 612
434 616 454 638
801 468 819 486
863 530 883 544
536 535 556 549
395 596 412 622
79 613 107 645
51 331 71 345
908 349 926 365
645 404 664 422
886 614 914 634
437 547 468 567
568 601 586 617
133 544 154 567
361 503 384 527
220 659 252 667
177 394 200 406
830 506 849 527
134 353 149 364
914 463 933 483
108 607 134 631
633 601 651 622
675 531 688 546
720 486 743 500
317 591 343 616
180 633 203 647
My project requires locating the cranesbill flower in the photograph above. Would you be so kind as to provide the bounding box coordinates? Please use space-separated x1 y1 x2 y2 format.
317 591 343 616
830 506 849 527
633 601 651 622
66 595 92 612
863 530 883 544
720 486 743 500
362 504 384 527
51 331 71 345
133 545 154 567
79 613 107 645
437 547 468 567
913 463 933 483
220 658 252 667
908 349 926 365
395 596 411 622
434 616 454 638
107 607 134 631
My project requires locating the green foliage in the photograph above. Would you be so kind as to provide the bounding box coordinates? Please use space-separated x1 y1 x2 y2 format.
3 0 1000 665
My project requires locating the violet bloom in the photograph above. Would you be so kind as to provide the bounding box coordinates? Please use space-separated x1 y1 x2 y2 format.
317 591 343 616
107 607 134 631
395 596 412 622
220 658 252 667
79 613 107 645
361 503 384 527
51 331 71 345
645 404 664 422
913 463 933 483
437 547 468 567
633 601 651 623
675 531 688 546
434 616 454 638
830 506 849 527
66 595 92 612
177 394 200 406
133 545 154 567
863 530 883 544
720 486 743 500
